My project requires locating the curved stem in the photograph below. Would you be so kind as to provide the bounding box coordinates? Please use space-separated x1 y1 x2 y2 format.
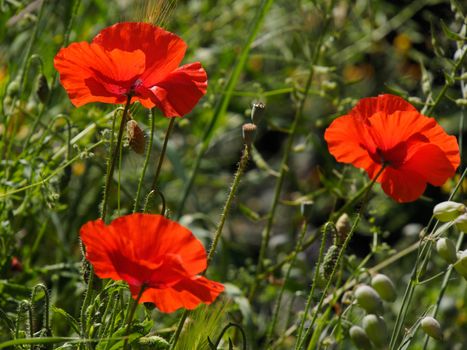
101 95 132 222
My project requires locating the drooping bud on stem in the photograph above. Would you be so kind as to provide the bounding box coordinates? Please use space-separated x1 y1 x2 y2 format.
421 316 443 340
362 314 388 346
433 201 465 222
335 213 351 245
251 101 265 125
349 325 372 350
355 285 384 314
436 238 457 264
371 274 397 302
127 119 146 154
36 74 49 104
242 123 257 148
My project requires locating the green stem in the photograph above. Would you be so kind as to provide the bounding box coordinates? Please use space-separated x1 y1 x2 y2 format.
176 0 274 218
297 166 385 349
249 12 332 301
151 117 176 191
101 95 132 222
133 109 156 212
169 144 251 350
123 285 146 350
267 219 308 345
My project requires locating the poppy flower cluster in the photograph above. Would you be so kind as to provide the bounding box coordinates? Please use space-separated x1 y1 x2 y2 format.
324 94 460 202
54 22 207 117
80 213 224 313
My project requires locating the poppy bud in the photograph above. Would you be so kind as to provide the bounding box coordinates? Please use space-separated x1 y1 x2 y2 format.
362 314 388 346
36 74 49 103
436 238 457 264
433 201 465 222
454 250 467 280
242 123 257 148
349 325 372 350
335 213 351 245
6 80 20 97
127 119 146 154
251 102 265 125
321 244 340 280
371 274 396 302
454 213 467 232
355 285 383 314
421 316 443 340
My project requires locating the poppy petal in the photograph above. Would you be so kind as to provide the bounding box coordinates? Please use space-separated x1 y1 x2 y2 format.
146 62 208 117
135 276 224 313
54 42 146 106
108 214 207 275
350 94 417 120
92 22 187 79
378 143 455 202
324 114 381 178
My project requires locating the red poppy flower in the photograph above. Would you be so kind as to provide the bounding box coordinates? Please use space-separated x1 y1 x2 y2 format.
80 213 224 313
54 22 207 117
324 94 460 202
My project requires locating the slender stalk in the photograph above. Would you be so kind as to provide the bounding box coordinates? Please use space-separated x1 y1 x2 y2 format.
294 223 331 349
169 144 251 349
151 117 176 191
249 12 332 301
266 220 308 345
297 166 385 349
101 95 132 222
176 0 274 218
123 285 146 350
133 109 156 212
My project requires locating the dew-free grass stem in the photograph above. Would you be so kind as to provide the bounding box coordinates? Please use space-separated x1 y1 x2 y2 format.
151 117 176 191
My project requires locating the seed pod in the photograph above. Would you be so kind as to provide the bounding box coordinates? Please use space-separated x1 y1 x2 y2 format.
250 101 265 125
242 123 257 148
436 238 457 264
433 201 465 222
421 316 443 340
454 213 467 232
362 314 388 347
36 74 49 103
127 119 146 154
321 244 340 280
355 285 383 314
335 213 351 245
454 250 467 280
371 274 396 302
349 325 372 350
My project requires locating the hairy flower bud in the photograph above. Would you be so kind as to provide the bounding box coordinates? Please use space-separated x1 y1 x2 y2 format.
421 316 443 340
138 335 169 349
349 326 372 350
127 119 146 154
433 201 465 222
335 213 351 245
36 74 50 103
436 238 457 264
371 274 396 302
355 285 383 314
362 314 388 346
321 244 339 280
